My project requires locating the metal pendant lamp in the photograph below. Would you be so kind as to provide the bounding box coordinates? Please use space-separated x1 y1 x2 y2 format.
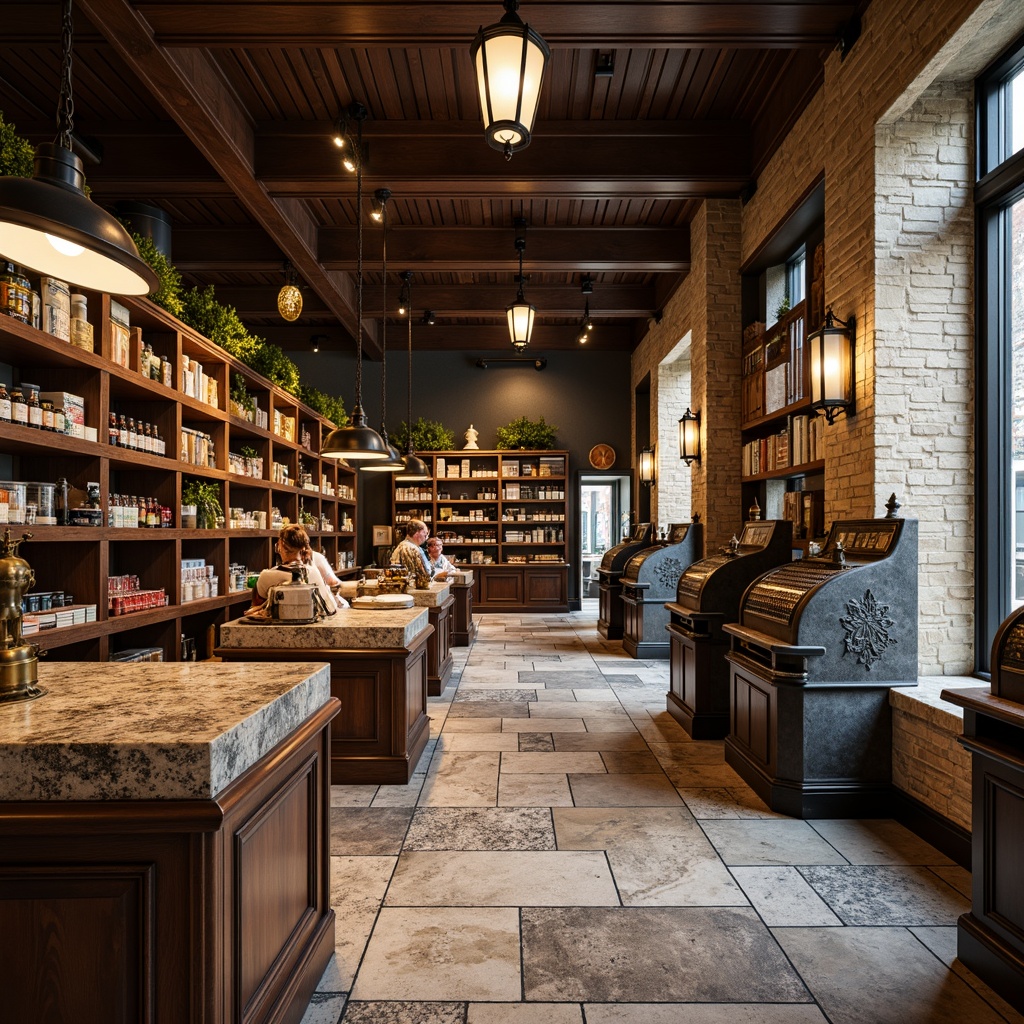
471 0 550 160
321 104 389 461
277 261 302 321
0 0 158 295
395 270 432 482
363 189 406 473
507 218 534 351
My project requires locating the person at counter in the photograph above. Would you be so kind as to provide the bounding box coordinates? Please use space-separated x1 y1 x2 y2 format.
426 536 457 579
251 524 349 611
391 519 433 589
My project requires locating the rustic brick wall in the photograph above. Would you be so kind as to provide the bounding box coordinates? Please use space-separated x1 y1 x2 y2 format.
655 346 694 524
631 201 743 550
891 682 972 832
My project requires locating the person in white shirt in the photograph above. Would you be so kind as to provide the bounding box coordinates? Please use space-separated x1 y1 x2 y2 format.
251 524 348 612
426 536 457 579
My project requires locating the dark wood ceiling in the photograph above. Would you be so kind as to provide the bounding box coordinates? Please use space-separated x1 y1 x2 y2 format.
0 1 860 354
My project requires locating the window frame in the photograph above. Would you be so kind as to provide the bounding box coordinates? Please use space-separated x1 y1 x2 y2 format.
975 32 1024 673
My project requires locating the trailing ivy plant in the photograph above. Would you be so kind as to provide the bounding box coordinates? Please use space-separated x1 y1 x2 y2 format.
230 373 256 417
495 415 558 450
179 285 302 396
127 230 184 317
300 384 347 427
391 417 455 452
0 110 34 178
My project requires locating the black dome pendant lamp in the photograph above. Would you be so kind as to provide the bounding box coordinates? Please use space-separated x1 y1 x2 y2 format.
321 103 389 461
363 189 405 473
395 270 431 482
0 0 159 295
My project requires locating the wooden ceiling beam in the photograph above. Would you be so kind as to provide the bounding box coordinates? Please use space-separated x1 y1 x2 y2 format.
169 225 689 274
75 0 377 357
259 321 635 353
129 2 856 48
212 283 657 320
256 131 751 199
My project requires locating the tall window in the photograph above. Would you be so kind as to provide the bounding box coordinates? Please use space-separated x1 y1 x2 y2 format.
787 249 807 307
977 35 1024 671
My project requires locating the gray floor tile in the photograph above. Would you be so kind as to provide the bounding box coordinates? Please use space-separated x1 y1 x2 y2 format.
448 701 531 718
404 806 555 851
519 670 611 688
775 926 1013 1024
807 818 955 865
797 864 970 925
453 688 538 702
518 732 555 751
583 1006 829 1024
700 819 851 865
330 807 415 855
343 1002 465 1024
522 906 810 1002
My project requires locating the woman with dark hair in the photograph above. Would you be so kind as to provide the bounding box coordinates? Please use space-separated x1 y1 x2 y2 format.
251 524 348 611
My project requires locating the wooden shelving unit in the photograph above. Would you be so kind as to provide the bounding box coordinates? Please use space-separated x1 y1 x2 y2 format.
0 292 356 661
392 450 570 612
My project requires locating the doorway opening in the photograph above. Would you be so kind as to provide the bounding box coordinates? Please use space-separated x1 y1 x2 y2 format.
579 475 631 598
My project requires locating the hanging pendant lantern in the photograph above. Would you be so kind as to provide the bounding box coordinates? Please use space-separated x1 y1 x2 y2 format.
277 261 302 321
471 0 550 160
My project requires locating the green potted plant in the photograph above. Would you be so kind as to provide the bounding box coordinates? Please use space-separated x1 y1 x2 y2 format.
127 230 184 318
182 478 223 530
230 373 257 421
0 111 34 178
299 384 347 427
391 417 455 451
495 415 558 450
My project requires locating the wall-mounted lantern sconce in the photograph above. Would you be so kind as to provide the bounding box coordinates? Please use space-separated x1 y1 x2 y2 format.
808 306 855 425
638 445 656 487
678 408 700 465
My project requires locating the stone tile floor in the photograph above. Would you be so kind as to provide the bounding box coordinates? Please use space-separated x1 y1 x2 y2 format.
301 603 1023 1024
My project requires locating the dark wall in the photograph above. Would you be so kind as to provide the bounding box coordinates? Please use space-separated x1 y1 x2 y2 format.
290 347 633 602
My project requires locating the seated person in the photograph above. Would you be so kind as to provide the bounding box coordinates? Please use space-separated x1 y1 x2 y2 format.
426 536 457 579
390 518 432 589
251 524 348 612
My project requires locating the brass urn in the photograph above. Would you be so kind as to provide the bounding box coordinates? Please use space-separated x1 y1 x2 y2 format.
0 528 45 704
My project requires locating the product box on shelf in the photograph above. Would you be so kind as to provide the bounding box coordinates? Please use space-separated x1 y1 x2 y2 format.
40 277 71 342
39 391 85 437
110 298 131 367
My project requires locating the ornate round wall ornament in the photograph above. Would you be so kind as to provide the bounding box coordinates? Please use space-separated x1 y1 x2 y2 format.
589 443 615 470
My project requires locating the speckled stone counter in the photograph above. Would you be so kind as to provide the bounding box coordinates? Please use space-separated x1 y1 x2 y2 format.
217 607 434 785
0 661 331 801
450 570 478 646
0 660 339 1024
218 606 429 651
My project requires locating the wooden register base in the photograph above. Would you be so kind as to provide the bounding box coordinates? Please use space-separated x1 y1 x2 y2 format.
451 577 478 646
665 611 731 739
428 594 455 695
0 698 339 1024
217 629 432 785
597 574 626 639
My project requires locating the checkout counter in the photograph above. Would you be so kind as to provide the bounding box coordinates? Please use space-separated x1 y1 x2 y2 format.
723 495 918 817
218 606 432 785
665 519 792 737
620 519 703 659
597 523 655 639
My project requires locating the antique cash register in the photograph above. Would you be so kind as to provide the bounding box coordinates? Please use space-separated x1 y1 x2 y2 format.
597 522 654 639
723 495 917 817
665 519 792 737
620 518 703 659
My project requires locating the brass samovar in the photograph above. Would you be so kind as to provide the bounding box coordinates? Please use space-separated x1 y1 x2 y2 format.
0 528 45 704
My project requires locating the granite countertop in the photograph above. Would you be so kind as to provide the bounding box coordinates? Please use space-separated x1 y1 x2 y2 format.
0 661 331 802
358 580 451 607
219 606 430 650
450 570 474 585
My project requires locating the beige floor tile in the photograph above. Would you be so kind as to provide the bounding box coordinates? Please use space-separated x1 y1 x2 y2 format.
581 718 641 732
501 750 607 774
498 773 575 806
569 772 684 807
441 718 503 733
418 751 500 807
352 906 521 1001
553 731 649 751
502 716 587 732
329 855 396 989
438 731 522 752
385 850 620 906
468 1003 583 1024
584 1006 829 1023
330 784 378 807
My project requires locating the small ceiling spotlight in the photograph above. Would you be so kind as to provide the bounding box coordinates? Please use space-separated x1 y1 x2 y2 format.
595 52 615 77
422 310 436 326
576 274 594 344
331 102 368 174
310 334 327 353
398 270 412 315
370 186 392 223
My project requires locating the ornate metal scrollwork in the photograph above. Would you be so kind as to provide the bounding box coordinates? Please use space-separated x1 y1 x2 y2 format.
840 589 898 669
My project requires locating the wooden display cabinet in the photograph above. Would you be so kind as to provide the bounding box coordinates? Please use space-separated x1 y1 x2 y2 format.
0 291 356 661
392 450 570 612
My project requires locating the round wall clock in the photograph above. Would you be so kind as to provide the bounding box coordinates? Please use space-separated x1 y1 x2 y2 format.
589 443 616 470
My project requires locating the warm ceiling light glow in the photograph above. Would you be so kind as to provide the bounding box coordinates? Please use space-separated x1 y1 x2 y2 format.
471 1 550 160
